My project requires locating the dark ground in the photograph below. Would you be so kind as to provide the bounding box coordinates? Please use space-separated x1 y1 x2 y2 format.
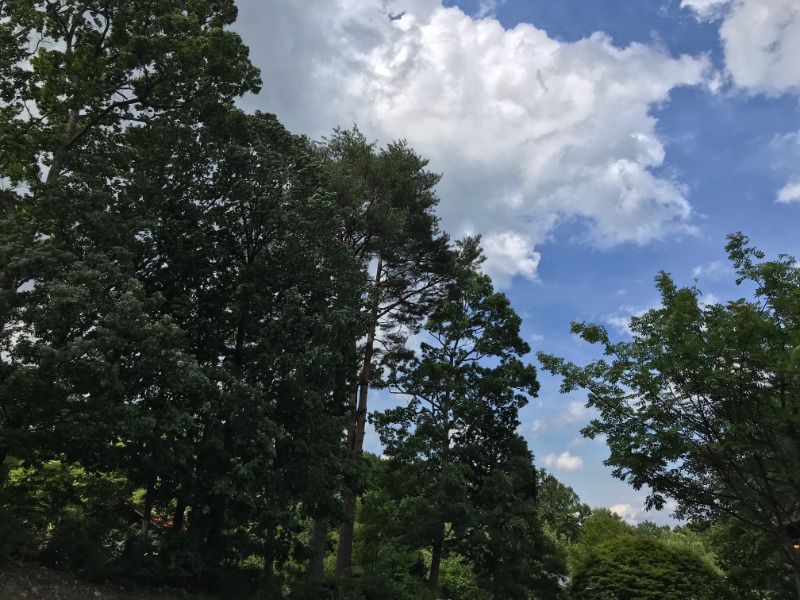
0 561 214 600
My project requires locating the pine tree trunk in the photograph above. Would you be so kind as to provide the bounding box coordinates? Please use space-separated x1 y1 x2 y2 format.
336 254 383 576
335 494 356 576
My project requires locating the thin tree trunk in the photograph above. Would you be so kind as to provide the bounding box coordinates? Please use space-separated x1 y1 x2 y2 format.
336 254 383 576
335 494 357 576
263 530 275 589
428 529 445 596
789 547 800 600
309 517 328 581
206 501 225 552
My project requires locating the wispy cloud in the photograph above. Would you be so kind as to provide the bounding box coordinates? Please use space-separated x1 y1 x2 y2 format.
476 0 507 19
557 401 589 426
691 260 730 280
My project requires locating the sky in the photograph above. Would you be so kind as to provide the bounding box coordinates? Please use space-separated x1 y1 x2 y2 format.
230 0 800 524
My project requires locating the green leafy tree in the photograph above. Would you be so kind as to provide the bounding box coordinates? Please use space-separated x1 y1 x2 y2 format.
567 508 632 573
537 470 591 546
539 233 800 597
0 0 260 187
1 96 364 591
119 109 366 582
0 0 261 468
694 517 794 598
373 272 539 595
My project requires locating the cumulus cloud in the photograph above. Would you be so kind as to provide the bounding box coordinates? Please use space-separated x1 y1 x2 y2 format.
543 451 585 471
557 401 589 425
481 232 541 287
683 0 800 96
610 503 641 524
235 1 708 282
777 182 800 203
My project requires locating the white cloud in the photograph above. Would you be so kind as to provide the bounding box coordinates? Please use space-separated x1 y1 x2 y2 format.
722 0 800 95
777 181 800 203
610 503 641 524
557 400 588 425
531 419 547 435
684 0 800 95
770 132 800 203
234 1 709 281
481 232 541 287
606 303 658 336
543 451 585 472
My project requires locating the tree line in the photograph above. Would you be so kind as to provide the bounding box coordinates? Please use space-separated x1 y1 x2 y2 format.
1 2 798 599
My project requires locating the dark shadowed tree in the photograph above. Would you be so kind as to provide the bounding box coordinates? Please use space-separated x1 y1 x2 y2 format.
373 272 539 595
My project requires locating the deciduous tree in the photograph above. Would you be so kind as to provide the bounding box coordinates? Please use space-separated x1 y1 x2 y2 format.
539 233 800 597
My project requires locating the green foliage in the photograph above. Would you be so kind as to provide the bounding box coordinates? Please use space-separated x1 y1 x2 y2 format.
538 470 592 545
693 518 795 598
373 272 542 596
0 460 132 574
567 508 632 572
539 234 800 584
568 534 720 600
537 469 592 583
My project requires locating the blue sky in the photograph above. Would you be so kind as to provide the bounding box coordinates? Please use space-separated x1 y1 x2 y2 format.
233 0 800 524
